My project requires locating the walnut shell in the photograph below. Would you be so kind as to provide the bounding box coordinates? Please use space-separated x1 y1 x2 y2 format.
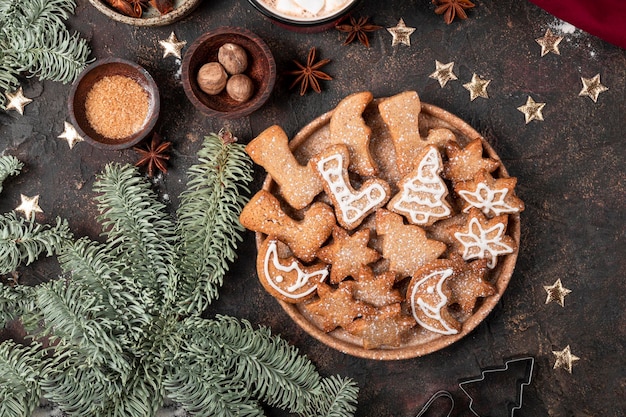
218 43 248 75
197 62 227 95
226 74 254 102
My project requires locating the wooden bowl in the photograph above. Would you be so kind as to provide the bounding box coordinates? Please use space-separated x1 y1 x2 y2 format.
68 58 160 150
181 27 276 119
256 98 521 360
88 0 200 26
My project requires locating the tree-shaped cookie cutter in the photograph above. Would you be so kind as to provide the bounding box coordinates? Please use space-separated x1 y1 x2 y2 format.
458 356 535 417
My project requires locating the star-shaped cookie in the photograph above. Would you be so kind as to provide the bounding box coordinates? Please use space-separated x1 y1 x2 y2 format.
453 208 516 269
375 209 447 278
443 138 500 183
306 282 374 332
317 226 380 284
455 170 525 217
352 266 402 308
448 256 495 314
344 303 415 349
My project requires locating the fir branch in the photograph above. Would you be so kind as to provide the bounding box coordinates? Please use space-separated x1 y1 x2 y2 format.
0 212 71 275
176 133 253 314
0 0 91 107
0 283 38 329
0 155 23 193
164 359 265 417
93 164 179 307
183 316 322 414
0 340 44 417
301 375 359 417
35 279 132 379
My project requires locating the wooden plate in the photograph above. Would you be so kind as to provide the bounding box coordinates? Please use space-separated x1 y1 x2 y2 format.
89 0 200 26
256 98 521 360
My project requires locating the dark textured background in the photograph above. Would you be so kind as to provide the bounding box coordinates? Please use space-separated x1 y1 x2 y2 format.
1 0 625 416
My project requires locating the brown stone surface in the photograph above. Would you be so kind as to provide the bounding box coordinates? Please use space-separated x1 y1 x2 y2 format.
1 0 625 416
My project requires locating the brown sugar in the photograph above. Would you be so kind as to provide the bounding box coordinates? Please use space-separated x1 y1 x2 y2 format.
85 75 149 140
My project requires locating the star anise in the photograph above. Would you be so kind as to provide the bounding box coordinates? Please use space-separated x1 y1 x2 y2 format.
432 0 475 24
336 16 382 48
287 47 332 96
134 132 172 178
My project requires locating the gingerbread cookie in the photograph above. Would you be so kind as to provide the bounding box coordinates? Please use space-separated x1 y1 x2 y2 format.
443 138 500 184
256 238 329 303
407 259 463 335
375 209 447 278
344 303 416 349
306 281 375 332
351 266 403 308
311 144 390 230
447 255 495 315
387 145 452 226
316 226 380 284
328 91 378 176
453 208 516 269
455 169 525 217
245 125 323 210
239 190 335 262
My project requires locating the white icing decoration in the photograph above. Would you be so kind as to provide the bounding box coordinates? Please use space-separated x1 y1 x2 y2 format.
410 268 458 335
316 153 387 226
263 240 328 299
454 217 515 269
458 182 520 216
391 147 451 224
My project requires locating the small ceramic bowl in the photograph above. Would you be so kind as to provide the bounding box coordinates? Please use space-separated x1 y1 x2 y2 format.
248 0 360 32
88 0 200 26
182 27 276 119
68 58 160 150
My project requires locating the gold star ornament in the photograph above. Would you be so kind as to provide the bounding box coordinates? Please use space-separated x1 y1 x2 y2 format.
536 29 563 57
429 60 458 87
58 121 84 149
15 194 43 219
579 74 608 103
387 18 416 46
553 345 580 373
544 278 571 307
159 31 187 59
463 73 490 101
517 96 546 124
5 87 32 115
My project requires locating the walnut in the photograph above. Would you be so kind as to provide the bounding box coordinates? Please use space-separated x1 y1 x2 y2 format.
226 74 254 102
197 62 227 95
218 43 248 75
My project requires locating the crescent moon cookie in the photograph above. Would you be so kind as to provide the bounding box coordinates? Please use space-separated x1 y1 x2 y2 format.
407 259 464 336
256 238 329 303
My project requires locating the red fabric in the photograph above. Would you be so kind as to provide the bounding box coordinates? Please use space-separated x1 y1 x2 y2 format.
528 0 626 49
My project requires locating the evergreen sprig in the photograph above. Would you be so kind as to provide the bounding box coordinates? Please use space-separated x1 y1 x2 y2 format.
0 340 45 417
0 140 360 417
176 132 253 314
0 155 23 193
0 212 71 275
0 0 91 107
